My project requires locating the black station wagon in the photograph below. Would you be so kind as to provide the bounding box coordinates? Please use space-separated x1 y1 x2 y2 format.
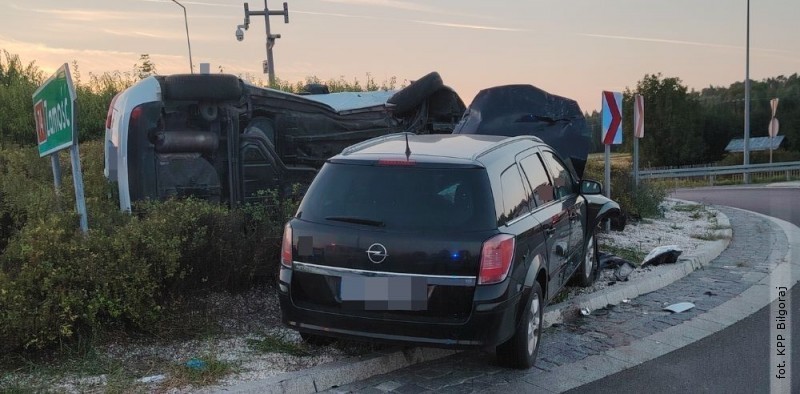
278 133 620 368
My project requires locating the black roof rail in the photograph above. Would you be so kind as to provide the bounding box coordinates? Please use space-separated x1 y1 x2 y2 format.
341 132 413 156
473 135 543 161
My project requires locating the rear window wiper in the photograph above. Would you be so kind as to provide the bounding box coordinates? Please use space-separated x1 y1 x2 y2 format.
325 216 385 227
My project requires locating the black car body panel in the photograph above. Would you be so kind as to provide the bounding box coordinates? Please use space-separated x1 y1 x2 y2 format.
279 134 622 354
454 84 591 178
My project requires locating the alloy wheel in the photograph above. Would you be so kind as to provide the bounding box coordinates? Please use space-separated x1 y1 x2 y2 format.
527 294 541 355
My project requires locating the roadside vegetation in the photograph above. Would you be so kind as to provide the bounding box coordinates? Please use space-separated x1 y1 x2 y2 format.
0 49 795 389
0 50 403 391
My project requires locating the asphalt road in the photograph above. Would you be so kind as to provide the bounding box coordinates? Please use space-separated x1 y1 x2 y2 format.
569 186 799 394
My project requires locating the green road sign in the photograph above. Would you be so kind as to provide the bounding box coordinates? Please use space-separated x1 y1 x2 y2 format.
32 63 77 157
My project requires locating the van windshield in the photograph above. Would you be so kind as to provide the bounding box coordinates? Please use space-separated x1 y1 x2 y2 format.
297 163 496 231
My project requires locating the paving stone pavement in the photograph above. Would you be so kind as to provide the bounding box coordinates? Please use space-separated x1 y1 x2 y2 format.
325 207 788 393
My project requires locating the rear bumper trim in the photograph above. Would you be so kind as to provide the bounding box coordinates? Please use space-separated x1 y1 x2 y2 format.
288 320 483 346
292 261 476 287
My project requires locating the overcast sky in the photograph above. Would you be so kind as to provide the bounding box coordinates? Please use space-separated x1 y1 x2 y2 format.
1 0 798 111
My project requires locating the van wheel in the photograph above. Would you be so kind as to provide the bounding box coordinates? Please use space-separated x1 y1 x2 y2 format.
162 74 243 101
496 282 543 369
575 232 598 287
387 72 443 115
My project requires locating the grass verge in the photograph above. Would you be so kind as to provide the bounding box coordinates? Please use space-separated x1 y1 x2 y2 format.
247 333 309 357
600 243 647 266
163 355 236 389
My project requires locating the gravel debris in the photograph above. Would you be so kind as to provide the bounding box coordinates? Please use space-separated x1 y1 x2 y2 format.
5 200 726 392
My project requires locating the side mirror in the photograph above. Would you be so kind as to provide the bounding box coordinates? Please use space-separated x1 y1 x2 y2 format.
580 180 603 195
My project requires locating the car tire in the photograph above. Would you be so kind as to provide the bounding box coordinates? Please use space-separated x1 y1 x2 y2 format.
387 71 444 115
496 282 543 369
300 332 335 346
575 232 598 287
162 74 243 101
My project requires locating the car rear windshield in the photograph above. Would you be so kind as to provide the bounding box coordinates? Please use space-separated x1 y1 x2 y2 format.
297 163 496 231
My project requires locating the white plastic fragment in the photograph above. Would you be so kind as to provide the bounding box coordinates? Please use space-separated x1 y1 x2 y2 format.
641 245 683 267
663 302 695 313
137 374 166 384
580 307 591 316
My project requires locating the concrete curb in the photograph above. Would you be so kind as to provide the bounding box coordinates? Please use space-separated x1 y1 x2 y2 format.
542 199 732 328
211 200 733 393
213 348 457 394
527 206 800 393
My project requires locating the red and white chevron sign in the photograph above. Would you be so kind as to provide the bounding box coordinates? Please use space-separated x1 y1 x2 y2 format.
634 94 644 139
601 91 622 145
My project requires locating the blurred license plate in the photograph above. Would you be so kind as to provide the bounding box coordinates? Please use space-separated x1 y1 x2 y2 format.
340 276 427 311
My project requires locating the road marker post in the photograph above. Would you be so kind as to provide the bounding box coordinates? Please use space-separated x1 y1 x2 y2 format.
769 98 779 164
633 94 644 187
601 91 623 232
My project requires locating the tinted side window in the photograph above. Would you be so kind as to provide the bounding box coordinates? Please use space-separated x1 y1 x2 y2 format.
499 165 530 224
542 152 574 200
519 153 554 207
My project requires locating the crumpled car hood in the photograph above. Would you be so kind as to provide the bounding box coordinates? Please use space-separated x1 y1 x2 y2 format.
453 84 591 178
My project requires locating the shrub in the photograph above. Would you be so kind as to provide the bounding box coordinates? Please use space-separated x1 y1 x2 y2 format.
584 158 668 219
0 140 293 354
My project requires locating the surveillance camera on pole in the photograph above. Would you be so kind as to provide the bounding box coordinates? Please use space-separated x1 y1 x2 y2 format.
236 1 289 86
235 25 245 41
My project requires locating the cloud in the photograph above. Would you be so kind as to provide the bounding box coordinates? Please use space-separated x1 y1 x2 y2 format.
413 20 526 32
103 29 181 40
136 0 237 7
318 0 439 13
292 9 382 20
578 33 794 55
0 34 186 76
19 6 176 22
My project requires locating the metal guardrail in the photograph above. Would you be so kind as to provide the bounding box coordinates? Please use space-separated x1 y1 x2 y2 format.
639 161 800 180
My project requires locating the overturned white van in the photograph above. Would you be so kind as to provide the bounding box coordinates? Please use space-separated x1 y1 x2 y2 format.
104 72 465 211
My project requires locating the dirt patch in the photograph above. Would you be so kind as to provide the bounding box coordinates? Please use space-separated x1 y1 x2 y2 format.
1 200 727 393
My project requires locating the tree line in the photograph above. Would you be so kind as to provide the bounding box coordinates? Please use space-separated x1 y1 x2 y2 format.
586 73 800 167
2 50 798 168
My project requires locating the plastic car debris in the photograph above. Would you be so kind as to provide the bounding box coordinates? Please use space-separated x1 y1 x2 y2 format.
663 302 695 313
597 252 631 271
614 261 636 281
641 245 683 267
137 374 166 384
185 358 207 370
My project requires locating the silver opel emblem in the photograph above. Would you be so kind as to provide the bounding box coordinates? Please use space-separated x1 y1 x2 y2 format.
366 243 388 264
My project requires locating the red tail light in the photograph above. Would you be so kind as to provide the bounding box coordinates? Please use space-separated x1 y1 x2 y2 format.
130 106 143 125
478 234 515 285
281 224 293 268
377 159 416 166
105 93 120 129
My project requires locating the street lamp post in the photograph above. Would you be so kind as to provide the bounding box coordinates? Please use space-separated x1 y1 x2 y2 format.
236 1 290 86
743 0 750 183
171 0 194 74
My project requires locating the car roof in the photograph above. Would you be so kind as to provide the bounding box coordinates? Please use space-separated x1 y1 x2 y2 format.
336 133 544 166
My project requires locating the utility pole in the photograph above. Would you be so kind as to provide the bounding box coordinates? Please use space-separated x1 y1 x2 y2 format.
743 0 751 183
171 0 194 74
236 1 289 86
